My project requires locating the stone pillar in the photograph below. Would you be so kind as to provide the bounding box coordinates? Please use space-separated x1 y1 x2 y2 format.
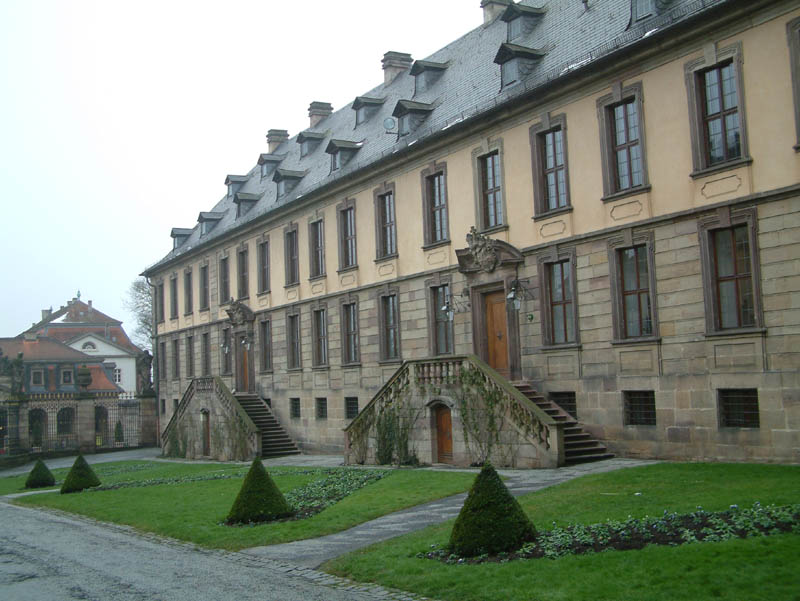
138 393 159 447
76 396 97 453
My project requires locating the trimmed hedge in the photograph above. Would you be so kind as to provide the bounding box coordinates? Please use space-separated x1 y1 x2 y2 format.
449 463 536 556
25 459 56 489
60 455 101 494
226 458 294 525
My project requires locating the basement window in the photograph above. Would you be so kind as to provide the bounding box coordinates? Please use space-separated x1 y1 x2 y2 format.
623 390 656 426
719 389 759 428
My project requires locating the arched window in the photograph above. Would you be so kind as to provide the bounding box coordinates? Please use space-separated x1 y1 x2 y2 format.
82 341 97 351
57 408 75 435
28 409 47 448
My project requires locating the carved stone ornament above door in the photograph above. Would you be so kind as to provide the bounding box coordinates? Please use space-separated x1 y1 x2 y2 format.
225 299 255 326
456 226 523 274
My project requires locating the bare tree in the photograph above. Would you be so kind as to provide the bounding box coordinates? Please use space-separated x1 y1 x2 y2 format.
124 277 153 351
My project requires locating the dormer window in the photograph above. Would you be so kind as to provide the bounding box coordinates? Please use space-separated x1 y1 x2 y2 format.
224 175 247 200
234 192 261 218
633 0 656 21
501 3 545 41
493 43 546 89
352 96 385 126
257 153 285 179
410 60 448 96
297 131 325 157
198 212 224 236
273 168 306 199
170 228 193 249
325 139 362 173
392 100 435 138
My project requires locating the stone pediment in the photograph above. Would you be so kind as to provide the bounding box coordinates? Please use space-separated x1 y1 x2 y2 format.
456 226 523 274
225 300 255 327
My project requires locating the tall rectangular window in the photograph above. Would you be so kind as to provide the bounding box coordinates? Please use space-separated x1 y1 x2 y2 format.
426 172 448 244
221 328 231 374
169 277 178 319
171 339 180 379
186 336 194 378
199 265 209 310
156 282 165 323
237 247 248 299
315 397 327 419
618 246 653 338
312 308 328 367
548 260 575 345
290 398 301 418
624 391 656 426
345 397 359 420
184 271 193 314
700 62 741 166
712 225 754 329
285 229 299 286
432 284 454 355
543 129 567 210
376 190 396 259
310 220 325 278
380 294 400 360
159 341 166 380
339 205 357 269
480 152 503 228
257 240 270 293
259 319 272 371
201 333 210 376
611 99 643 191
219 257 230 304
342 302 359 365
287 313 301 369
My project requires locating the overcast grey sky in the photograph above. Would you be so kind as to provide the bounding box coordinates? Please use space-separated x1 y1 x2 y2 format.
0 0 480 338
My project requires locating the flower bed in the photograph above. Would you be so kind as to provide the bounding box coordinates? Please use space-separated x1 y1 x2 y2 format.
422 502 800 564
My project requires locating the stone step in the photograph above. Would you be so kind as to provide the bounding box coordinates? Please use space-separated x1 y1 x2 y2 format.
235 393 300 458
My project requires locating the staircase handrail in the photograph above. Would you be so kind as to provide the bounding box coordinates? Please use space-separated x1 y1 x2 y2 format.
160 377 204 446
215 380 259 435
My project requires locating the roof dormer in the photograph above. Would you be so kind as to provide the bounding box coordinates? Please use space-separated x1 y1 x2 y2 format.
410 60 448 95
392 99 435 137
493 43 545 89
234 192 262 218
325 139 363 172
272 168 306 199
198 212 224 236
501 3 545 42
258 153 286 179
296 131 326 158
170 228 193 249
224 175 248 199
352 96 385 126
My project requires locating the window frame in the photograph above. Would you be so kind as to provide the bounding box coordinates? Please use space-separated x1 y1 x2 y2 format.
718 388 760 428
787 17 800 151
257 238 270 294
169 276 179 320
201 332 211 376
311 305 329 368
31 368 44 386
171 338 180 380
697 207 763 336
315 397 327 420
284 224 299 287
374 182 398 261
340 296 360 366
537 246 580 348
378 288 401 362
159 341 166 381
420 161 449 248
156 281 165 323
237 245 249 299
199 264 209 310
290 397 301 419
286 308 302 370
308 218 326 279
185 335 194 378
607 230 660 343
183 269 193 315
684 42 751 177
471 138 507 232
259 318 272 372
530 113 571 218
218 255 230 305
221 327 231 375
337 199 358 271
345 397 359 420
61 369 74 385
596 82 650 200
623 390 657 426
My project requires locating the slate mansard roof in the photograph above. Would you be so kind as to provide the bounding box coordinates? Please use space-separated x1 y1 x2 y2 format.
144 0 730 275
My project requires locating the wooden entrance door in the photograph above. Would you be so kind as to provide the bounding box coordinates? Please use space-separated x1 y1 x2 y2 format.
235 333 253 392
435 405 453 463
485 290 509 377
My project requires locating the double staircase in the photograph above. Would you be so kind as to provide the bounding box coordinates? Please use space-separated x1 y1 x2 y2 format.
513 382 614 465
235 394 300 459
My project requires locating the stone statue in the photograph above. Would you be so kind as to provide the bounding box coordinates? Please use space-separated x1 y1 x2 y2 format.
136 350 154 395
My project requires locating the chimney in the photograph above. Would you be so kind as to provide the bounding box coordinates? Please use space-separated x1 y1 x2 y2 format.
308 102 333 128
267 129 289 153
41 308 52 321
481 0 510 24
382 51 413 85
88 300 92 309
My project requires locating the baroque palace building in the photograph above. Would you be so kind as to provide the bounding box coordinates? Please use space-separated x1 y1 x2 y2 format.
144 0 800 466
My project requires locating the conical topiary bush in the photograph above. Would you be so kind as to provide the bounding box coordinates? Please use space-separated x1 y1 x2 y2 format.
226 458 294 525
449 462 536 556
60 455 101 494
25 459 55 489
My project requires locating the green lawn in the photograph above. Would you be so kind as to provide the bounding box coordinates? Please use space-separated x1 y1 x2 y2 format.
11 461 475 550
325 463 800 601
